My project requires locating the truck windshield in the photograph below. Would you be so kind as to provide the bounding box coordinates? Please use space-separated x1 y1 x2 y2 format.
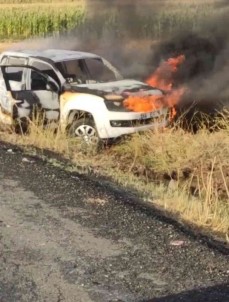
55 58 118 84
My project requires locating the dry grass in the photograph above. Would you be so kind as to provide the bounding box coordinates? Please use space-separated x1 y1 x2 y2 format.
108 114 229 237
0 114 228 241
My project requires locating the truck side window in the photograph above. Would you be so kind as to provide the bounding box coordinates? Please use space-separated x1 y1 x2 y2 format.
3 57 27 91
56 60 86 83
5 66 25 91
31 61 59 84
84 58 116 82
31 70 47 90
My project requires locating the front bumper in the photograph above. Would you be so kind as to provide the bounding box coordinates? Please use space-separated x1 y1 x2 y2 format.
96 107 169 139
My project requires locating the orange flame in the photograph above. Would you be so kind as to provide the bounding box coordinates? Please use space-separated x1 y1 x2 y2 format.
123 87 186 113
124 55 186 119
146 54 185 91
124 95 163 113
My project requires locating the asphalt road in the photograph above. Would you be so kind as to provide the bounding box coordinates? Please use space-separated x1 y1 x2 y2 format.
0 142 228 302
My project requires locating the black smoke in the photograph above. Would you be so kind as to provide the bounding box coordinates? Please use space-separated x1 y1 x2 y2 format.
83 0 229 110
75 0 167 78
142 9 229 122
145 33 223 85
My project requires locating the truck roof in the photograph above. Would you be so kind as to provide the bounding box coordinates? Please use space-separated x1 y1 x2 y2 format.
1 49 100 63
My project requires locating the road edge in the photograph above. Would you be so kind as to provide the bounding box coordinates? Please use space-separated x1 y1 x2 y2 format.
1 140 228 256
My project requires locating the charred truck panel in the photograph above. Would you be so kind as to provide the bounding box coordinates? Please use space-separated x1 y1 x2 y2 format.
0 49 169 143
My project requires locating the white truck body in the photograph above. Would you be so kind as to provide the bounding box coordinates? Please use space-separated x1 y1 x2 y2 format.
0 49 169 140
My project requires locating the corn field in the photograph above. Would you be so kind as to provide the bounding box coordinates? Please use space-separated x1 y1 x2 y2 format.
0 0 227 40
0 5 85 39
0 0 83 3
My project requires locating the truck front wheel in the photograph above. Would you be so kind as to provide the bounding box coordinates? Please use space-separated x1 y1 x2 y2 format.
68 117 102 152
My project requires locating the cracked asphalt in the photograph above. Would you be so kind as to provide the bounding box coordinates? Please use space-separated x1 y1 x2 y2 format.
0 142 228 302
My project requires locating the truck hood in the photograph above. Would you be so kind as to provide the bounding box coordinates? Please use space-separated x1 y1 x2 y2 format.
68 79 163 97
66 79 165 113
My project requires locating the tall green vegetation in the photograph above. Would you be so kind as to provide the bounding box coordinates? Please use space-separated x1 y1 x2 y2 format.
0 0 82 3
0 5 85 39
0 0 226 40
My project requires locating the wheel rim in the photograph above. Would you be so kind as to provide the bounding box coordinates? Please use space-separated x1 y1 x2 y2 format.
74 124 98 145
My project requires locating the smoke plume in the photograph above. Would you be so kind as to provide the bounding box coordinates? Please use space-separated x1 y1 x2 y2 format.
85 0 229 112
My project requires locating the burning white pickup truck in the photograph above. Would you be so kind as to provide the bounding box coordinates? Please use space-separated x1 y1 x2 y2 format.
0 49 169 146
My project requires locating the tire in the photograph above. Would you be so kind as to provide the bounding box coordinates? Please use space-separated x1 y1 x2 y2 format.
67 117 102 153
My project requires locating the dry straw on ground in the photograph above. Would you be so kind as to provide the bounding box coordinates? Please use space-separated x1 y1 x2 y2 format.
0 112 228 241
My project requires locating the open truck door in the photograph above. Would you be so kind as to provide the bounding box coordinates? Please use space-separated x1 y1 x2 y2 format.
0 65 60 125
